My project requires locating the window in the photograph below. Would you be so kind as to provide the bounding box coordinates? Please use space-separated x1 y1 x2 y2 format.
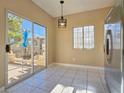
73 27 83 49
73 26 95 49
84 26 94 49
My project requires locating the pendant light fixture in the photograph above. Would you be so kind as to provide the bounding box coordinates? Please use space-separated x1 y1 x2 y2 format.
58 0 67 28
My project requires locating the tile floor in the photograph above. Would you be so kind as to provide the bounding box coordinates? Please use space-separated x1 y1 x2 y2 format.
4 64 110 93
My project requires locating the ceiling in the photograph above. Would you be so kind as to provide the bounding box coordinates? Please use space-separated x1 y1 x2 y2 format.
32 0 116 17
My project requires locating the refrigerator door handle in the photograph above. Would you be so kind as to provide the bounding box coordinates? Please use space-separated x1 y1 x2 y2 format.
105 30 113 64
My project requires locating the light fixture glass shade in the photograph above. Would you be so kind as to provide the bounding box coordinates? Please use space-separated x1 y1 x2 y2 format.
58 17 67 28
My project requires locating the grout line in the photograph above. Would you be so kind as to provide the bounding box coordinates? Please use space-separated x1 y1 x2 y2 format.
98 69 109 93
59 67 71 93
71 67 78 87
98 70 105 90
53 63 104 70
86 68 88 93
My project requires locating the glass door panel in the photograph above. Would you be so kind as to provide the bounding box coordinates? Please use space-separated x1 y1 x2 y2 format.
7 12 32 85
21 19 33 75
33 24 46 71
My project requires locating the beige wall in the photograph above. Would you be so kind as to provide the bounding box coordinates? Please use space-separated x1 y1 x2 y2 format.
0 0 55 87
0 0 111 87
55 8 110 67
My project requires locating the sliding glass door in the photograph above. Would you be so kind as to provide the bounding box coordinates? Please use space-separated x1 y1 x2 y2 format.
34 23 46 71
6 11 47 87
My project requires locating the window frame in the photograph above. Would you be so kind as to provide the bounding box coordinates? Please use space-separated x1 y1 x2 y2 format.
72 27 83 49
72 25 95 50
83 25 95 49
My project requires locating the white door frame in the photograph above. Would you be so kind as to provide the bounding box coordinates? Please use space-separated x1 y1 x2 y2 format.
5 10 48 88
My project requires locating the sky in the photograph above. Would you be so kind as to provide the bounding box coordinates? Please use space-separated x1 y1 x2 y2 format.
22 19 46 38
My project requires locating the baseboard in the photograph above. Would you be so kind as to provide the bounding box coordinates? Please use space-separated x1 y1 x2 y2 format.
0 87 5 93
52 62 104 70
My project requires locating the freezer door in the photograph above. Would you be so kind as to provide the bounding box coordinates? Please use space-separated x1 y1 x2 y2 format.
104 3 122 93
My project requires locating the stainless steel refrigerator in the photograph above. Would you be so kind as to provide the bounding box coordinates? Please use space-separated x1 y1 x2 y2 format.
104 0 124 93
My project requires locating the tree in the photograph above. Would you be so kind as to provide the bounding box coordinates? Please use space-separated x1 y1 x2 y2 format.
8 13 23 44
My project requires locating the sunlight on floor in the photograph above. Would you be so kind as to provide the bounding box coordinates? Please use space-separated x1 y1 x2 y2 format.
86 90 94 93
50 84 95 93
50 84 64 93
